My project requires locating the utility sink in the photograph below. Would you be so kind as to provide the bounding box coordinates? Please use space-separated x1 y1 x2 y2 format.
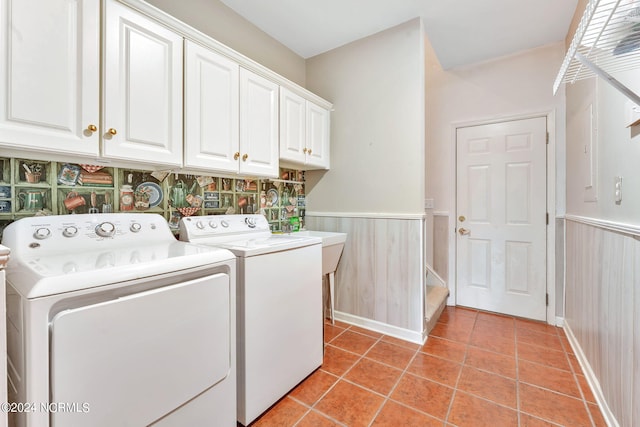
295 230 347 324
296 230 347 275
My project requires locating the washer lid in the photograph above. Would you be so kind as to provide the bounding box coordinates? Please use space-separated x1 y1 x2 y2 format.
5 241 234 299
216 234 321 257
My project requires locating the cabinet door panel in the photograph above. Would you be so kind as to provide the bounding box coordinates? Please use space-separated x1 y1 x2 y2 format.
279 87 306 164
103 0 183 167
184 40 239 173
0 0 99 155
306 102 330 169
239 68 278 177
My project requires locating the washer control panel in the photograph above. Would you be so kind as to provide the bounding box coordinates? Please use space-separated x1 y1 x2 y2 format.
179 214 271 242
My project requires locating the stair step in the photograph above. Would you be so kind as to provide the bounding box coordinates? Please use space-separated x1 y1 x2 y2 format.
425 285 449 334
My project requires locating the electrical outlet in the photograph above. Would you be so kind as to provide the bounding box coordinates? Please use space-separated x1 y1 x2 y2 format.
614 176 622 204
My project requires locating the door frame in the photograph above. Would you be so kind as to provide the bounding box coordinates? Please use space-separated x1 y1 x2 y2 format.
448 110 558 325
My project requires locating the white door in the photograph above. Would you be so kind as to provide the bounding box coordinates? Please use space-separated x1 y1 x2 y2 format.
184 40 239 173
103 0 183 167
306 102 330 169
0 0 100 156
239 68 279 177
456 117 547 320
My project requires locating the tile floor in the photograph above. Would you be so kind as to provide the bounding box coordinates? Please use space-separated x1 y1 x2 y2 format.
248 307 607 427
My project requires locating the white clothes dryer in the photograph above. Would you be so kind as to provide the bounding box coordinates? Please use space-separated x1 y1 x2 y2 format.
2 213 237 427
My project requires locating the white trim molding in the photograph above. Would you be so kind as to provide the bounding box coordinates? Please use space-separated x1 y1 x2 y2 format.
305 211 426 220
334 311 426 345
565 214 640 237
563 321 620 427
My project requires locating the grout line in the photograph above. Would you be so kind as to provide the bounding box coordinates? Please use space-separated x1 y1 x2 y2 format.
365 339 428 427
443 311 477 424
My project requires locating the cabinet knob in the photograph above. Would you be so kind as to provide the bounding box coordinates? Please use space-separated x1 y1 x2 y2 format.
308 149 312 155
242 154 249 161
108 128 117 136
234 152 240 160
87 124 97 133
303 148 308 154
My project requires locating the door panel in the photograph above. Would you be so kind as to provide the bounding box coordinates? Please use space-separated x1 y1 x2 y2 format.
184 40 239 172
456 117 547 320
239 68 278 177
103 0 183 166
50 273 231 426
0 0 99 155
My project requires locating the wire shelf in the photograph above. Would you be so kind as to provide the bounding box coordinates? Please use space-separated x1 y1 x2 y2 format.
554 0 640 94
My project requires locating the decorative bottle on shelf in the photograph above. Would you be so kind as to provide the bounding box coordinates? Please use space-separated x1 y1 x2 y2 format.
260 190 266 209
120 185 134 211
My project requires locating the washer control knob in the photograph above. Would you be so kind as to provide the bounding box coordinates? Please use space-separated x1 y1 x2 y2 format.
221 220 229 228
95 222 116 238
33 228 51 240
62 226 78 237
130 223 142 233
196 221 205 229
208 221 218 229
245 217 256 228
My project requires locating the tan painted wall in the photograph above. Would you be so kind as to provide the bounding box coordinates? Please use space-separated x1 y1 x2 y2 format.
304 19 425 215
145 0 306 86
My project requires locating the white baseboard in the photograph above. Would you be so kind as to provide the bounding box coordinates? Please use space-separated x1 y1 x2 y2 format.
563 321 619 427
334 311 426 345
555 316 564 327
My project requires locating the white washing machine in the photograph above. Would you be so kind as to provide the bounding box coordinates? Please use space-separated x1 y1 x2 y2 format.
2 213 237 427
179 214 322 426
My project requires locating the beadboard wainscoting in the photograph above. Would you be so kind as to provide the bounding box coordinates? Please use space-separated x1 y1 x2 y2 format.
433 211 449 285
564 216 640 427
305 214 426 343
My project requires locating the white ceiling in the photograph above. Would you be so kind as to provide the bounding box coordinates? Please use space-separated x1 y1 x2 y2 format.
219 0 579 69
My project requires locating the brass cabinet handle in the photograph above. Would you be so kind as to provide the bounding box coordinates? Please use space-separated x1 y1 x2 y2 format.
458 227 470 236
87 124 97 133
303 148 308 154
234 152 240 160
108 128 117 136
242 153 248 161
308 149 312 155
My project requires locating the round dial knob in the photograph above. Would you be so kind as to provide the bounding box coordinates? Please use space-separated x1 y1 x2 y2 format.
208 221 218 229
62 226 78 237
221 220 229 228
245 217 256 228
95 222 116 238
130 223 142 233
196 221 205 229
33 228 51 240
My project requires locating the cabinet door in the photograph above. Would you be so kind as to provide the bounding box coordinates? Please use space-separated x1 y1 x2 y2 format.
279 87 306 164
184 41 239 173
239 68 279 177
0 0 100 156
103 0 183 167
306 102 330 169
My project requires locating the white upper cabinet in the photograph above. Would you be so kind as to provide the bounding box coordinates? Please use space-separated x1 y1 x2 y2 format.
279 88 307 164
279 87 330 170
184 40 240 173
0 0 100 156
239 68 279 177
306 101 330 169
102 0 183 167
